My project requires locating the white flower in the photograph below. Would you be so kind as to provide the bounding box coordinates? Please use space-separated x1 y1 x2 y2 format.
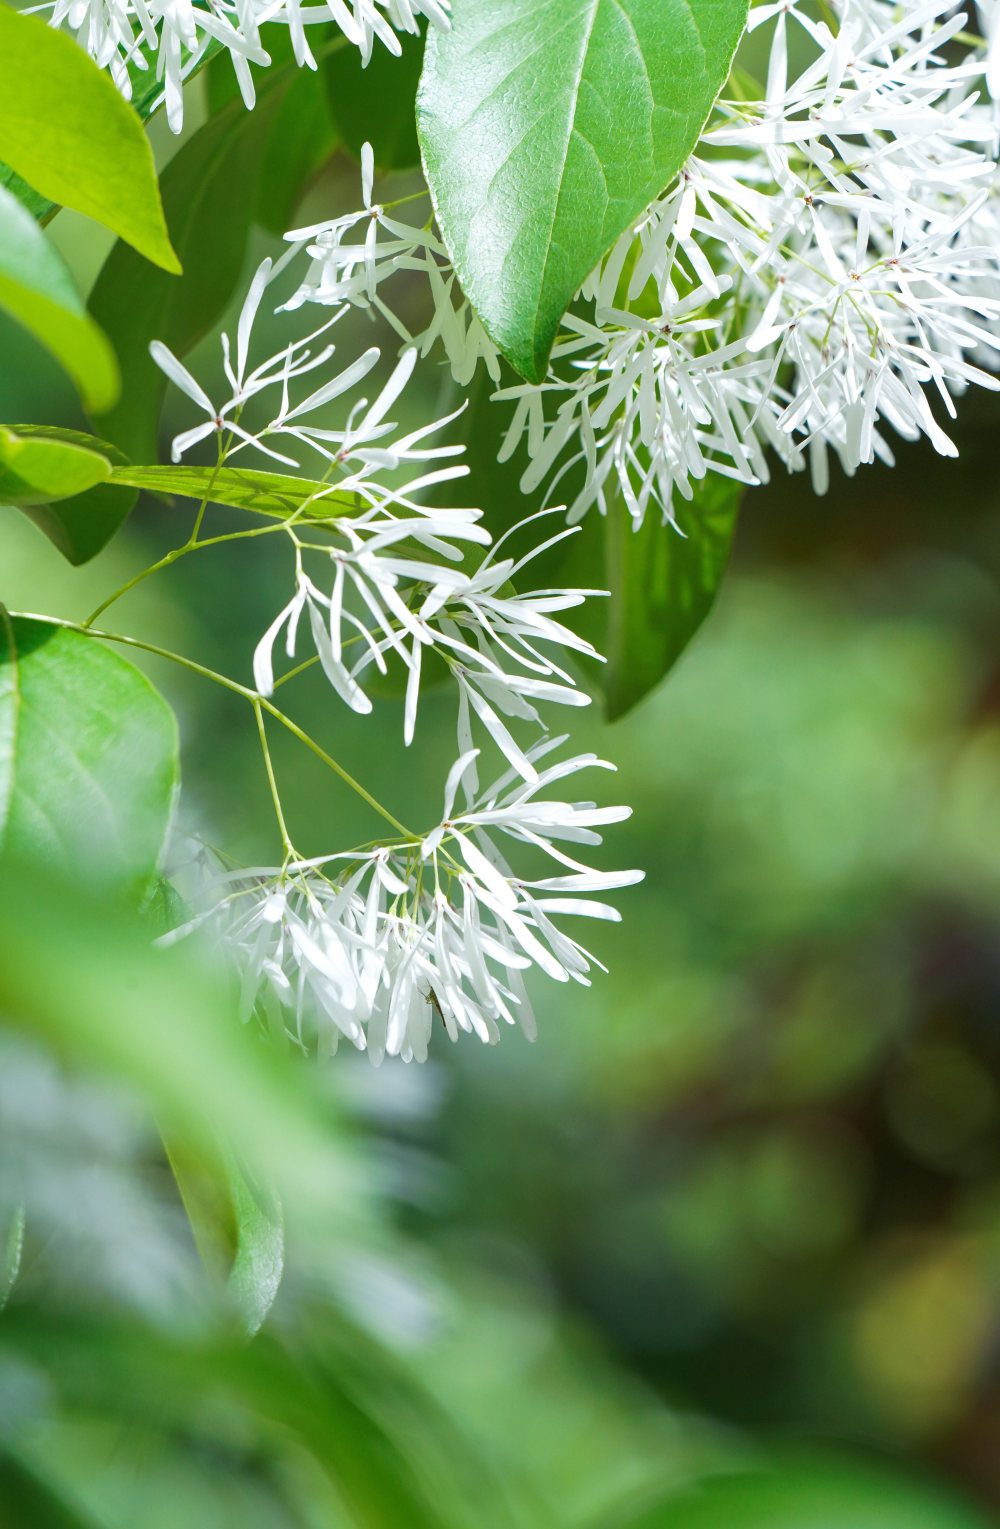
172 745 641 1064
42 0 450 131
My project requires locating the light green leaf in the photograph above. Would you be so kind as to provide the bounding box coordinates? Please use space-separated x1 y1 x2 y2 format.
0 184 119 414
0 424 111 506
0 1448 110 1529
166 1140 286 1338
110 464 359 519
417 0 749 381
0 616 179 899
0 1203 24 1312
4 426 136 565
621 1457 996 1529
0 5 179 273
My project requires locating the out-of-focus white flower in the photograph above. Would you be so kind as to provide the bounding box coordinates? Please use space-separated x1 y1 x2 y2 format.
173 746 641 1064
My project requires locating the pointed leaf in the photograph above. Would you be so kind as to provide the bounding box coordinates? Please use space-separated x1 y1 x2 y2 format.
0 184 119 413
0 617 179 899
417 0 749 381
5 426 136 565
110 464 359 519
0 424 111 506
0 5 179 272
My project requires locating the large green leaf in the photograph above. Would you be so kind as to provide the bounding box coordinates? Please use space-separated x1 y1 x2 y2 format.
0 6 179 273
621 1457 996 1529
88 90 280 464
5 426 136 565
417 0 749 382
0 616 178 899
0 184 119 413
110 464 359 519
0 424 110 506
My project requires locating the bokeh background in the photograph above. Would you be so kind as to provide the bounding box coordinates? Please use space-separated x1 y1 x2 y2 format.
4 80 1000 1528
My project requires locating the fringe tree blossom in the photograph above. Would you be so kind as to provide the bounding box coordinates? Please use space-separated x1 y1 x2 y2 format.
40 0 450 131
153 257 639 1061
173 746 641 1064
293 1 1000 525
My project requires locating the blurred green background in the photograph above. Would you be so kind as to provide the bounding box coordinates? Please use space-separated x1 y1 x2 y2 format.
4 95 1000 1529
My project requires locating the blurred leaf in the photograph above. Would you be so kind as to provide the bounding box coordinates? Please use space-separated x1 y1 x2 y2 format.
324 28 423 170
0 1204 25 1311
0 1448 109 1529
228 1159 285 1337
619 1457 996 1529
88 93 277 463
167 1141 285 1337
110 464 359 518
7 426 136 564
0 424 111 506
0 184 119 414
0 7 179 272
0 617 178 899
417 0 749 381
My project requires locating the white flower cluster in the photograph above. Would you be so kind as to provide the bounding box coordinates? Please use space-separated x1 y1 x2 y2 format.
177 747 640 1064
153 260 640 1063
292 0 1000 525
41 0 448 131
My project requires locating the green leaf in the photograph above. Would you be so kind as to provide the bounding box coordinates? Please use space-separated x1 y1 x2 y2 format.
88 91 280 463
0 1203 25 1312
0 184 119 414
621 1457 996 1529
324 27 423 170
0 6 179 273
599 476 742 719
110 464 359 519
5 426 136 565
166 1140 285 1338
417 0 750 381
0 1448 110 1529
0 616 179 899
0 424 111 506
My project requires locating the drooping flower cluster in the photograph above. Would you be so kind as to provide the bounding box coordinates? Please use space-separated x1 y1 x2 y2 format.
291 0 1000 524
174 747 640 1063
41 0 449 131
153 259 640 1063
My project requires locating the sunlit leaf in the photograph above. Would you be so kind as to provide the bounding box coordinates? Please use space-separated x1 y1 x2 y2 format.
5 426 136 565
0 7 179 273
110 464 359 519
0 185 119 414
417 0 749 381
0 424 111 507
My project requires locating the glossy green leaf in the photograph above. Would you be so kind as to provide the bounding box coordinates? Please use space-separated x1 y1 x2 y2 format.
0 184 119 414
0 617 178 899
6 426 136 565
418 0 749 381
622 1457 996 1529
110 464 359 519
0 424 110 506
0 6 179 273
88 91 280 463
325 26 423 170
